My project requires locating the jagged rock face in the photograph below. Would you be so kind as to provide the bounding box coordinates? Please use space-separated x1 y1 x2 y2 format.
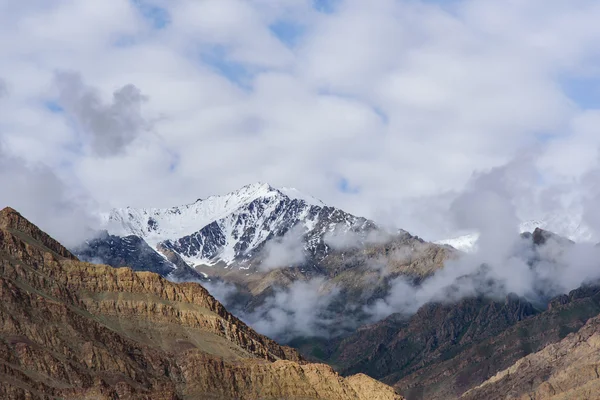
531 227 575 246
106 183 379 268
75 231 176 276
0 207 403 400
462 311 600 400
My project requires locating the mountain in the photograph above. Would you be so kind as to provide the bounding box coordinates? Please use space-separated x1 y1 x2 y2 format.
436 213 594 252
78 183 454 321
105 182 377 268
75 230 207 282
0 206 403 399
300 282 600 400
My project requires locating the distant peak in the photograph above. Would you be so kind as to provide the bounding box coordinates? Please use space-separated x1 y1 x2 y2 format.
233 182 325 206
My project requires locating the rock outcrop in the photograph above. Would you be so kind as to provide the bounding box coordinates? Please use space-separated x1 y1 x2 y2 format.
0 207 403 400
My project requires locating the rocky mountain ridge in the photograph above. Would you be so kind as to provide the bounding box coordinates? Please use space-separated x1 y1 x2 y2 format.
462 309 600 399
106 182 377 269
0 206 403 399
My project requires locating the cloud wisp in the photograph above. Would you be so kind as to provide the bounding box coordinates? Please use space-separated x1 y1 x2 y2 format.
260 224 308 271
242 277 342 342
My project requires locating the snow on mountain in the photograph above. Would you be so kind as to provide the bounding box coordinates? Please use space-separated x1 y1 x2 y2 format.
107 182 374 268
435 233 480 253
436 214 596 253
278 187 325 207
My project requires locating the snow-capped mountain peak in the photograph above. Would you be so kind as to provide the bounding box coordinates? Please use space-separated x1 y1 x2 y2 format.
278 187 325 207
109 183 313 242
106 182 370 268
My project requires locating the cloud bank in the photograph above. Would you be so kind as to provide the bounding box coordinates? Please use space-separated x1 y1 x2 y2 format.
4 0 600 241
243 278 342 342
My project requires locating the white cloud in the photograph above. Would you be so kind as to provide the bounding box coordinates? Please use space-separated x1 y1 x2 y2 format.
324 223 391 250
2 0 600 243
243 277 342 341
366 157 600 322
54 71 150 156
261 224 307 270
0 142 99 247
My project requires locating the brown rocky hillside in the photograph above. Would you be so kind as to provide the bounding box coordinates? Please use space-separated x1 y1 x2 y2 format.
0 207 403 400
462 312 600 399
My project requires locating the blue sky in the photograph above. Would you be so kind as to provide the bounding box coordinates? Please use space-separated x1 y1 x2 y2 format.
131 0 171 29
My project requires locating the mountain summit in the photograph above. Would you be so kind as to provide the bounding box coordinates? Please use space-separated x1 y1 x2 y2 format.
106 182 375 269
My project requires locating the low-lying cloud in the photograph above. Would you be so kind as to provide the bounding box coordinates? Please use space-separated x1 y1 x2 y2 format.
367 155 600 322
260 224 308 270
242 278 342 342
210 154 600 342
324 223 392 250
202 280 238 306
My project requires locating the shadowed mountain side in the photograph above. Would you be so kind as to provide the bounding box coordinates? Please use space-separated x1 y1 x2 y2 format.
0 207 403 400
75 230 207 282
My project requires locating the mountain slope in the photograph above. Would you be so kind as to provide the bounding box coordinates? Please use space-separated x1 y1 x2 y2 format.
0 207 403 400
306 283 600 400
75 230 207 282
462 309 600 400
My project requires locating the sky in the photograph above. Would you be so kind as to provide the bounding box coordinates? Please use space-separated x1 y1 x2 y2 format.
2 0 600 244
